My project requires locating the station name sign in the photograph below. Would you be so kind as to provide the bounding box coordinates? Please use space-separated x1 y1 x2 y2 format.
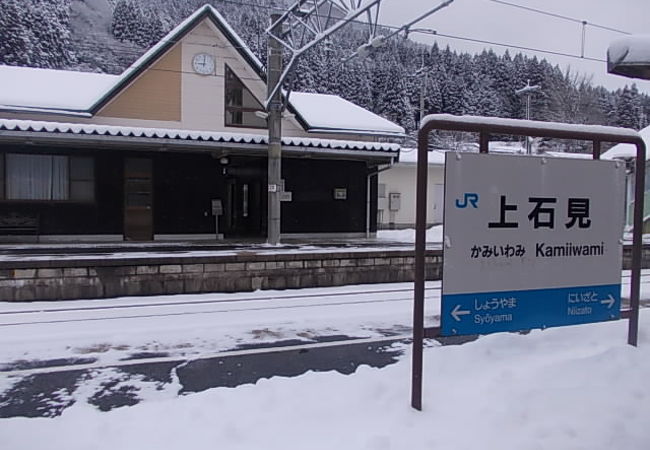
441 153 626 336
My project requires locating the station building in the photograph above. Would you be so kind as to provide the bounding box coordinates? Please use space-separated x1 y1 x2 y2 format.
0 4 403 242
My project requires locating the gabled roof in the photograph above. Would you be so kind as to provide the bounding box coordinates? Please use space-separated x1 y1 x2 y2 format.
88 4 267 116
0 5 250 116
0 4 404 138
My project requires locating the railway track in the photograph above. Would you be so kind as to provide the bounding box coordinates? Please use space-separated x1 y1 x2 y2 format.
2 271 649 327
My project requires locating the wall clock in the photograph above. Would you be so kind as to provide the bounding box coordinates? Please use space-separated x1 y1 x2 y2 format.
192 53 215 75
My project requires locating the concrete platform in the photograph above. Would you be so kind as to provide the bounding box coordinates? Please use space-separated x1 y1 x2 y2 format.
0 238 441 302
0 239 647 302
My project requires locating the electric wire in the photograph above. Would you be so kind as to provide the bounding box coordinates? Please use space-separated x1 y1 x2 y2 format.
486 0 631 35
65 0 630 77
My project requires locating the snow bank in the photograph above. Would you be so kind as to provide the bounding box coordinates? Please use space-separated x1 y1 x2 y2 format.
2 311 648 450
377 225 443 243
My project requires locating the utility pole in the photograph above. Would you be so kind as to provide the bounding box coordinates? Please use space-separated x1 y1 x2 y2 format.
262 1 456 244
515 79 541 154
267 13 283 245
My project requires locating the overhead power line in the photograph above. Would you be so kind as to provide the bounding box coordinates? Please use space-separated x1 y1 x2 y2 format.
60 0 632 77
487 0 631 35
415 29 606 63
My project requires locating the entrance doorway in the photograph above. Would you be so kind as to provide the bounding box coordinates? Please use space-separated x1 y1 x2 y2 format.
124 158 153 241
224 175 263 237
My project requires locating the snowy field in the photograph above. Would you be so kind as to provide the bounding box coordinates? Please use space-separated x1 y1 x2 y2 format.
0 268 649 449
1 310 648 450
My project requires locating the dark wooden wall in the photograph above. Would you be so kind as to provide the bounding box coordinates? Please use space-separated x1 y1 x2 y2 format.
0 146 379 238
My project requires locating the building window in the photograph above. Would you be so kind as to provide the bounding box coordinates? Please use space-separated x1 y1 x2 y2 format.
1 153 94 202
224 64 266 129
69 156 95 201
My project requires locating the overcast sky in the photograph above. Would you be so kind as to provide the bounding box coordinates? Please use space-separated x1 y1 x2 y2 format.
377 0 650 93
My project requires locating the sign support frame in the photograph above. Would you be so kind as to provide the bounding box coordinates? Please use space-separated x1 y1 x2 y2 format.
411 115 646 411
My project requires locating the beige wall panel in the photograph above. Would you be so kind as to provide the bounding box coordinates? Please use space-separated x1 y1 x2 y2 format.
180 20 309 136
98 45 182 121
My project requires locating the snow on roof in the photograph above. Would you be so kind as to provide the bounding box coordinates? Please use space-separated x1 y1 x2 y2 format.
397 148 446 165
607 34 650 78
0 5 402 139
542 151 593 159
0 65 116 112
602 125 650 160
89 4 266 113
421 114 641 140
0 118 400 153
608 35 650 64
0 5 260 116
397 146 595 166
289 92 405 137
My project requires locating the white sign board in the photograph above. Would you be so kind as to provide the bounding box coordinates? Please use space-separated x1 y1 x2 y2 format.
441 152 626 336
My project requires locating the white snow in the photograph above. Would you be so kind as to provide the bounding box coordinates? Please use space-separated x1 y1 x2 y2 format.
0 4 403 141
602 125 650 161
0 118 400 153
0 289 648 449
542 150 593 159
0 65 116 111
376 225 443 243
421 114 642 139
396 147 446 165
0 282 440 368
289 92 406 136
398 144 595 166
608 34 650 70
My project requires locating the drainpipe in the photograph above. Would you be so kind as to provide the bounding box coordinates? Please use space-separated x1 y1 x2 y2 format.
366 159 395 238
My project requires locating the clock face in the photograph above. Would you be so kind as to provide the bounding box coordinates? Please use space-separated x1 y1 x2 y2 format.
192 53 215 75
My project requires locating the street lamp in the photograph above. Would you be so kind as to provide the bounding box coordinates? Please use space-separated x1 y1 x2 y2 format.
414 66 428 127
515 79 541 154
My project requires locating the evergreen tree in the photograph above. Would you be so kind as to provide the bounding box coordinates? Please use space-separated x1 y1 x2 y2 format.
4 0 650 139
0 0 75 68
615 84 644 130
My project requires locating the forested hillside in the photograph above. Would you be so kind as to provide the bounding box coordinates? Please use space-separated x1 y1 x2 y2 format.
1 0 648 148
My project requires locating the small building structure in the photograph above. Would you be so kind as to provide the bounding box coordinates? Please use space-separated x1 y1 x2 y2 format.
377 141 596 230
377 147 445 229
0 4 403 242
602 125 650 231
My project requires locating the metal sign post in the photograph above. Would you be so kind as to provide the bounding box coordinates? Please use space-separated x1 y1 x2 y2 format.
411 115 646 411
211 199 223 240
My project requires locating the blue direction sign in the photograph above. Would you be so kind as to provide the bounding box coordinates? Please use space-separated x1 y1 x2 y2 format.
441 284 620 336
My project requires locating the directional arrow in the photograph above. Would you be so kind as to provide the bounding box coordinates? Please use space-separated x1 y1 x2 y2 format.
451 304 471 322
601 294 616 309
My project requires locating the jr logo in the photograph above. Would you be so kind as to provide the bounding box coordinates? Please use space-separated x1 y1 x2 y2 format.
456 193 479 209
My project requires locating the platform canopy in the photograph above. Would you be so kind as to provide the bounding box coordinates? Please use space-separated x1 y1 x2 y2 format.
607 35 650 80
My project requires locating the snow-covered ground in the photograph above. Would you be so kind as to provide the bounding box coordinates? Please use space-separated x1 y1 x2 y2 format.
2 269 645 373
0 262 648 449
376 224 443 243
1 308 648 449
0 282 440 371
